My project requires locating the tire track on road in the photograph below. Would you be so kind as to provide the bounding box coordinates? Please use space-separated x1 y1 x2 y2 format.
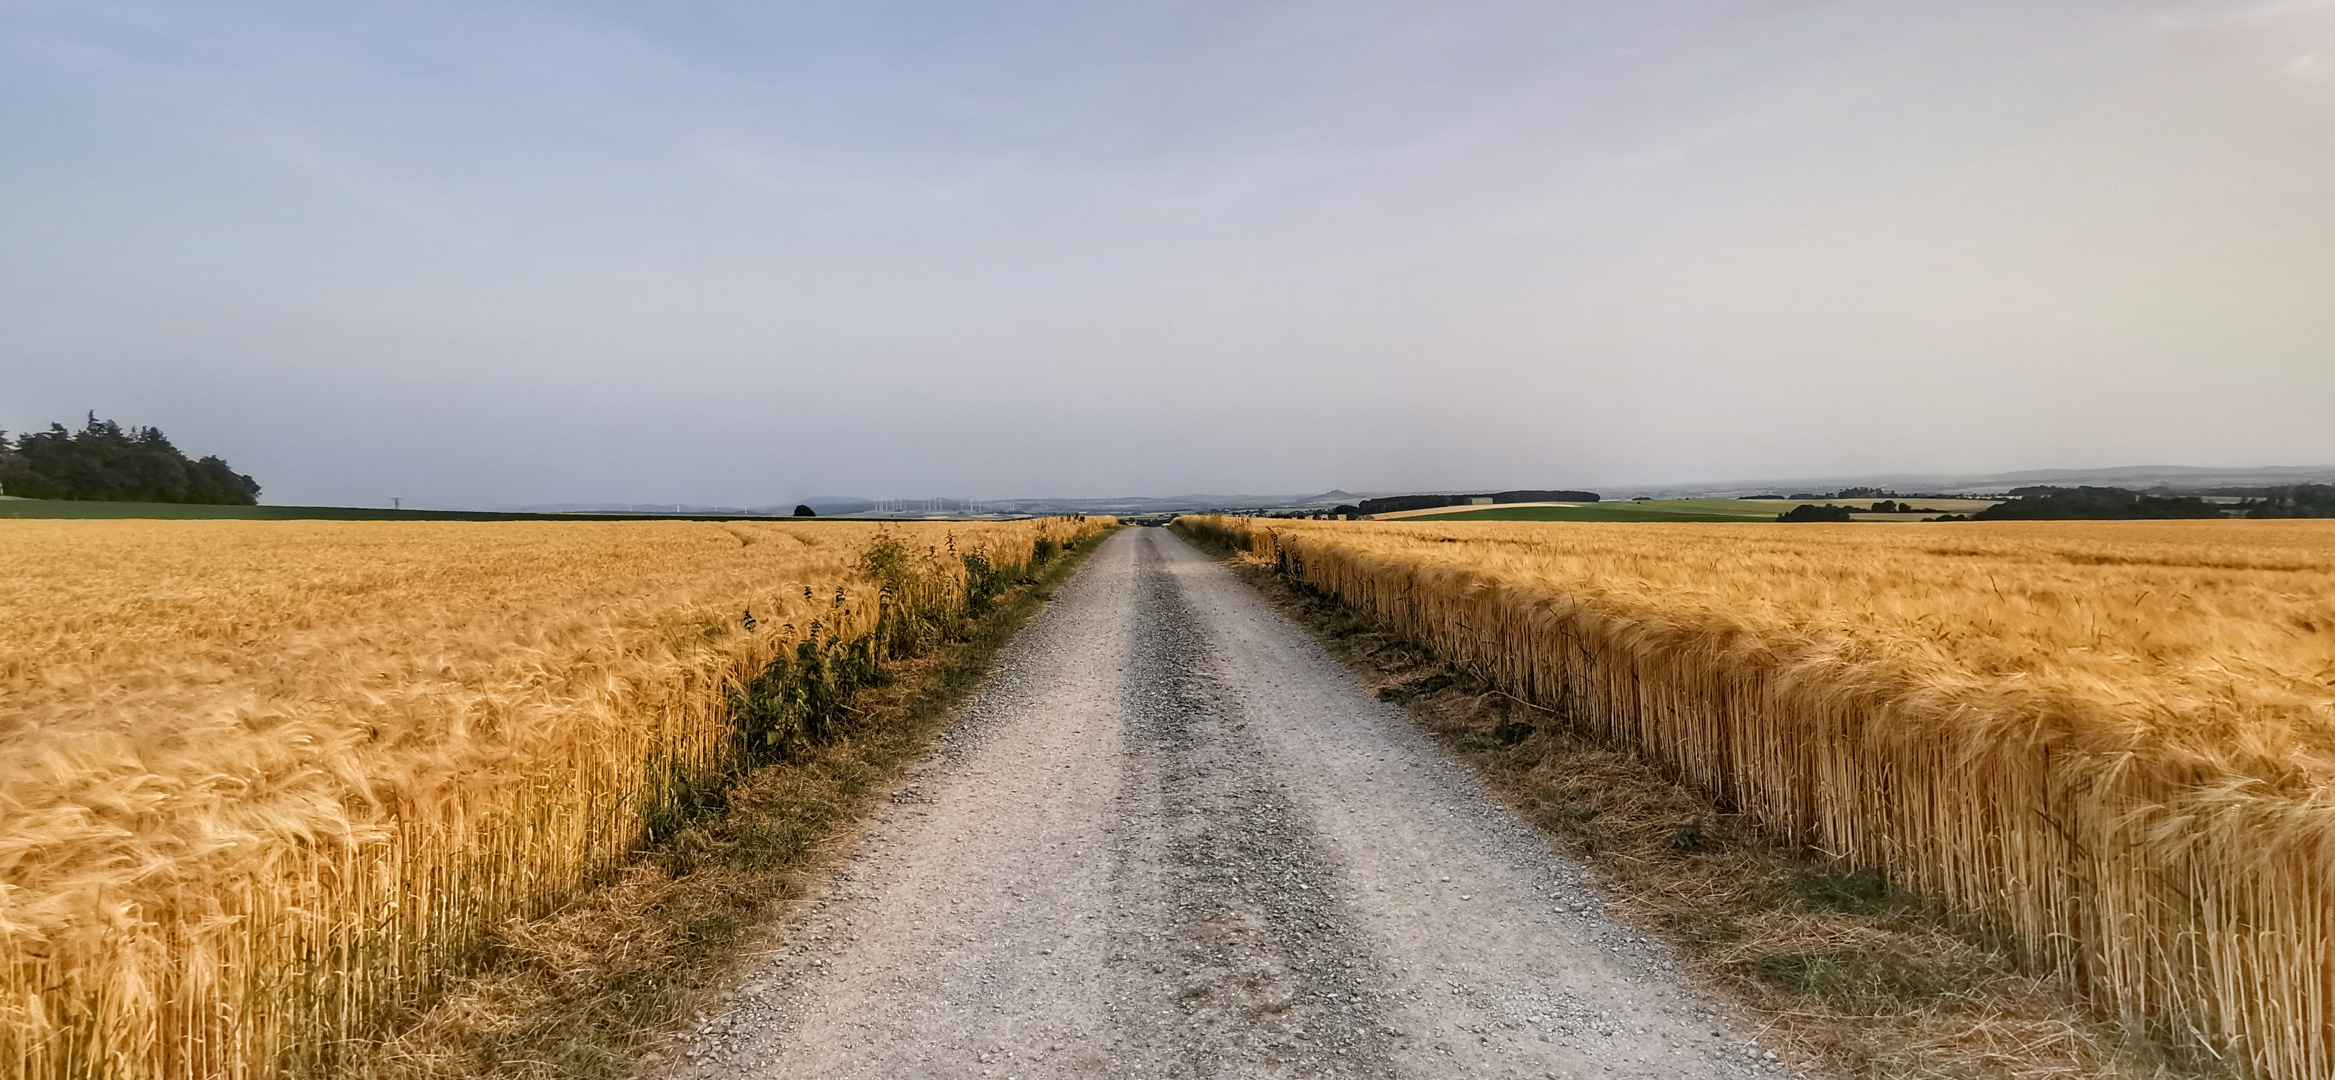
1110 535 1394 1077
673 528 1789 1080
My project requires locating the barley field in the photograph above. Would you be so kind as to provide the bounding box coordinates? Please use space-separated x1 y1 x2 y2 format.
0 516 1108 1080
1177 515 2335 1080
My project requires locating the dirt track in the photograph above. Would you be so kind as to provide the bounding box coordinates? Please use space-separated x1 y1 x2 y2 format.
670 528 1790 1079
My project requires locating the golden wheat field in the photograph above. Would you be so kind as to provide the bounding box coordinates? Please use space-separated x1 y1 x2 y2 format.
0 516 1109 1080
1178 515 2335 1080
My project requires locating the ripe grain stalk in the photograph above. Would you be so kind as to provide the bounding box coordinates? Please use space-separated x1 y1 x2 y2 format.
1174 515 2335 1080
0 517 1111 1079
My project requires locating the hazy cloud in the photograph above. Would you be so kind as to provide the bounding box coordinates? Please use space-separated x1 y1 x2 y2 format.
3 1 2329 506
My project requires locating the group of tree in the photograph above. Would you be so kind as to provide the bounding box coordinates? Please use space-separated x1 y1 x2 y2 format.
1952 486 2224 521
1776 503 1854 522
0 414 260 504
2233 484 2335 518
1774 483 2334 524
1775 500 1945 521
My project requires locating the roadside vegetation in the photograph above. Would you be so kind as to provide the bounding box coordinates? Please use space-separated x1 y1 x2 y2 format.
360 524 1112 1080
0 517 1110 1080
1174 514 2335 1080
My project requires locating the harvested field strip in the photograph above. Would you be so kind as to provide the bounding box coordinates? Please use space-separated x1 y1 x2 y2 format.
0 517 1110 1080
1173 515 2335 1080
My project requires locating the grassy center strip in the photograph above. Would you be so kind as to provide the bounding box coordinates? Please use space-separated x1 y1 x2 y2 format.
354 527 1117 1080
1195 536 2229 1080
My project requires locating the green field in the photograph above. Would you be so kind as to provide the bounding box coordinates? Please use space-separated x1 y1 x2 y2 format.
1401 498 2000 523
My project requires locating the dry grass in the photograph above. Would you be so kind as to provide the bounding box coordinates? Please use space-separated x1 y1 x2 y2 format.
1175 516 2335 1080
0 517 1109 1080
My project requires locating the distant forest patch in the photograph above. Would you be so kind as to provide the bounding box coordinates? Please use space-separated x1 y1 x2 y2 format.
0 414 260 505
1951 486 2225 521
1932 484 2335 521
1776 503 1854 522
2231 484 2335 518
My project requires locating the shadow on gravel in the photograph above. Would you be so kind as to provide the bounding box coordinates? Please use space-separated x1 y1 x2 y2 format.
1108 536 1396 1076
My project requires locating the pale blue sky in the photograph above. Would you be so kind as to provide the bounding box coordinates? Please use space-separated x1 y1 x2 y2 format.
4 2 2331 506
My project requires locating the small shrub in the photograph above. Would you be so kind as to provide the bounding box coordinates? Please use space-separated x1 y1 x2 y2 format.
1793 866 1899 915
1746 948 1950 1008
961 552 1009 615
1375 672 1455 703
1538 801 1607 851
1664 819 1713 851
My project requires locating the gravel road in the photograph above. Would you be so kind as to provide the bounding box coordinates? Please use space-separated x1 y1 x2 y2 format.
669 528 1791 1080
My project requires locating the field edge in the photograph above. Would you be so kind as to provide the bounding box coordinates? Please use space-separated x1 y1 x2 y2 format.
1179 525 2234 1080
350 526 1121 1080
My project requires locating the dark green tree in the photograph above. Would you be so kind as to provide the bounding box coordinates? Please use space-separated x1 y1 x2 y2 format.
1971 486 2222 521
0 413 259 504
2241 485 2335 518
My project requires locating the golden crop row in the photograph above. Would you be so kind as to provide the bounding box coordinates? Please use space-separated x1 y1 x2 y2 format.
1177 515 2335 1080
0 516 1110 1080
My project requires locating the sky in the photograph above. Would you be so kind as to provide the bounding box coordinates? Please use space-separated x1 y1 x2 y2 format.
3 1 2332 508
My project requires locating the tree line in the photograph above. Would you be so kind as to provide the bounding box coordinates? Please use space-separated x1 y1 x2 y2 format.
1775 484 2335 523
0 414 260 504
2226 484 2335 518
1961 486 2225 520
1937 485 2335 521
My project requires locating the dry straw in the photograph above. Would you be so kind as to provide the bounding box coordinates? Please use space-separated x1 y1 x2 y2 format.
0 516 1108 1080
1179 515 2335 1080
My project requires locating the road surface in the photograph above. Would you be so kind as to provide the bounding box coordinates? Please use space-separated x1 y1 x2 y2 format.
668 527 1786 1080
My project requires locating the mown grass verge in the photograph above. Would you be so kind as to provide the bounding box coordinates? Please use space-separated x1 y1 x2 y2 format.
352 527 1116 1080
1192 533 2228 1080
